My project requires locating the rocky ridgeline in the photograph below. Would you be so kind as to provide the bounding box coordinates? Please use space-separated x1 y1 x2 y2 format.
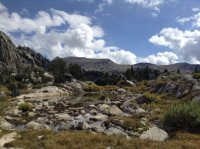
0 31 50 71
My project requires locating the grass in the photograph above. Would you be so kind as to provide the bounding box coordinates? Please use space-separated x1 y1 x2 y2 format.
0 96 12 116
6 130 200 149
143 92 162 103
163 102 200 132
192 73 200 79
0 84 11 96
124 81 150 93
110 116 146 131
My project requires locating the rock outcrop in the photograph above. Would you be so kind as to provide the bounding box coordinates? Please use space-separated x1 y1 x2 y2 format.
0 31 50 72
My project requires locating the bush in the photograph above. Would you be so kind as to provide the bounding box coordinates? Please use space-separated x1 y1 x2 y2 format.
18 103 33 112
163 102 200 132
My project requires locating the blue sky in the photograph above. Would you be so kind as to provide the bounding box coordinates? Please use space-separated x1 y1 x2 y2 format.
0 0 200 64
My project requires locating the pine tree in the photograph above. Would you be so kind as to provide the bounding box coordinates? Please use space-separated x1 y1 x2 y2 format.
177 69 180 74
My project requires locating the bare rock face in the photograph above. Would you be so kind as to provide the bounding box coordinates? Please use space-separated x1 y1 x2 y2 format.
0 31 18 66
0 31 50 71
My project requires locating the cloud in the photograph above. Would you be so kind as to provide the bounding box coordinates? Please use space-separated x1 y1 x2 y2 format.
76 0 95 3
124 0 165 11
0 2 7 11
0 2 137 64
177 12 200 27
95 0 113 14
139 51 179 65
149 27 200 64
192 8 200 12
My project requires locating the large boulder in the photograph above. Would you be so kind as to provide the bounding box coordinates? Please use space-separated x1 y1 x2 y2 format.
0 118 14 130
0 132 17 147
99 104 124 116
140 127 168 142
26 121 49 130
104 127 127 136
109 105 124 116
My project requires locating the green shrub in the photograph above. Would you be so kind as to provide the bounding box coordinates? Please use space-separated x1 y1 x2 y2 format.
18 103 33 112
163 102 200 132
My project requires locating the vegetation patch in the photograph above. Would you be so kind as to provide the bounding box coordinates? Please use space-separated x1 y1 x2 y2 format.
18 103 33 112
0 96 12 116
83 84 118 92
143 92 162 103
192 73 200 79
7 130 200 149
163 102 200 132
0 85 11 96
110 116 145 131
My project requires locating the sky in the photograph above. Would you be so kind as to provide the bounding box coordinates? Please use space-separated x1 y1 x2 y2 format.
0 0 200 65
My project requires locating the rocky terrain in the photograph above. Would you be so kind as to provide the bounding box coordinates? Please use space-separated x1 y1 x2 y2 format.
0 32 200 148
0 73 200 148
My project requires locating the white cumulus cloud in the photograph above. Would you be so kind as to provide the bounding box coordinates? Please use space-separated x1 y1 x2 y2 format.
0 2 137 64
139 51 179 65
149 27 200 64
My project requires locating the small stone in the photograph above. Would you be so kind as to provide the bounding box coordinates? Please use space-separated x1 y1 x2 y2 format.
28 112 36 117
77 122 90 130
38 135 44 140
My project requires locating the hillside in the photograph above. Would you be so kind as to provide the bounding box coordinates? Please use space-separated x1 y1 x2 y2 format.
63 57 200 73
63 57 131 72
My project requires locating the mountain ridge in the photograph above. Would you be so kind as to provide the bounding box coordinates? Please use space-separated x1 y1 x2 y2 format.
63 57 200 73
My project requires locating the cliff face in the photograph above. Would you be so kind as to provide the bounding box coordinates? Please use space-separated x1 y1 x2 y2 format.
0 31 50 71
0 32 18 66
